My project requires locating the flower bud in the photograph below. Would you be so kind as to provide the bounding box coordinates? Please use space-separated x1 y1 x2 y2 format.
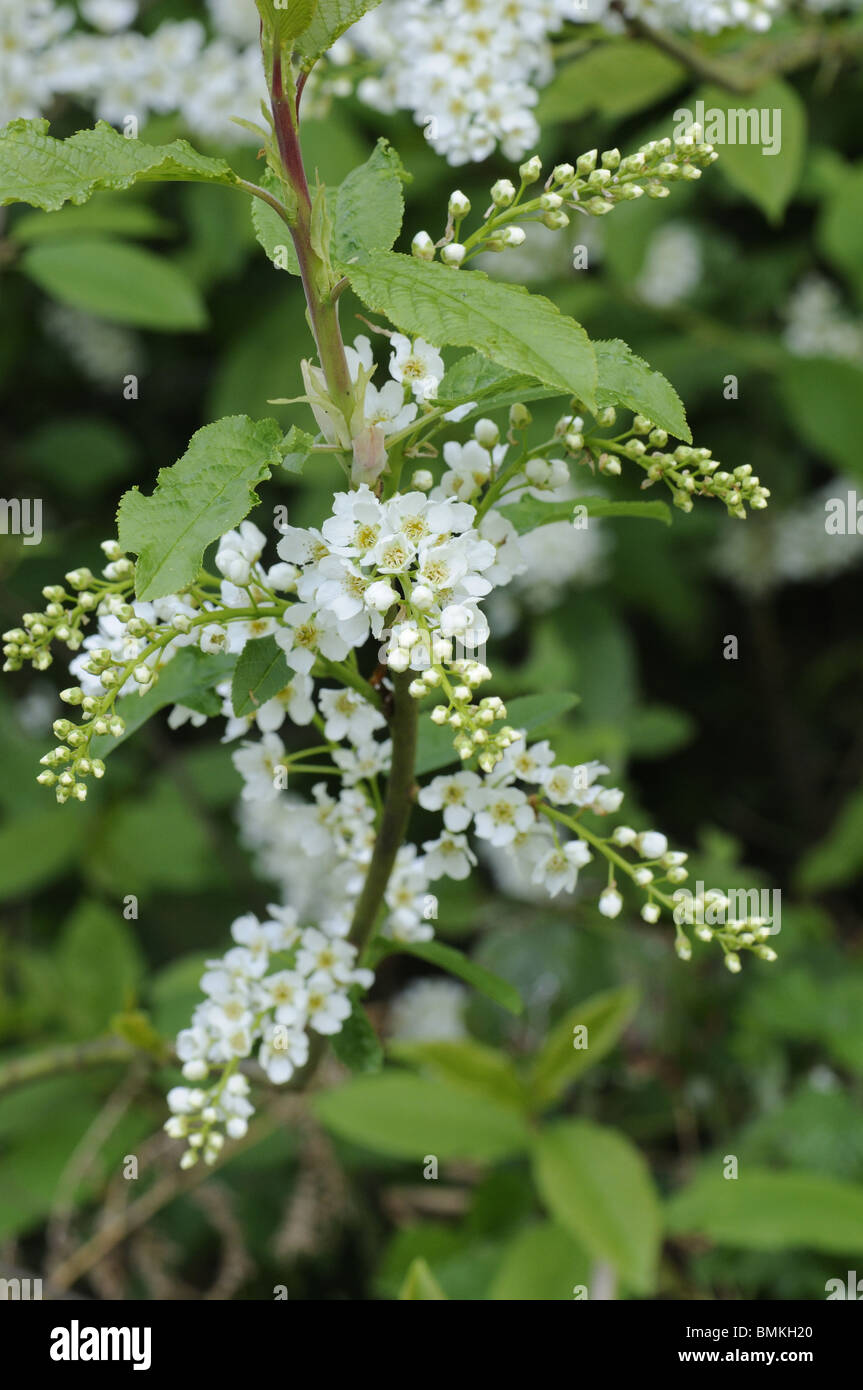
519 155 542 184
490 178 516 208
440 243 466 267
474 418 499 448
411 231 436 261
448 190 471 219
598 887 623 919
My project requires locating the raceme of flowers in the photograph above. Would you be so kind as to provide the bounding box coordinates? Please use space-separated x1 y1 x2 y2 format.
165 903 372 1167
349 0 856 162
7 0 860 158
0 0 350 137
4 346 779 1161
1 86 782 1165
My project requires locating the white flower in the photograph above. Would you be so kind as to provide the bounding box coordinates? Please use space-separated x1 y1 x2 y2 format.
441 439 493 501
230 911 273 959
499 736 555 783
389 334 445 402
167 704 208 730
333 740 392 784
232 731 285 802
259 1023 309 1083
215 520 267 586
305 972 352 1035
275 603 365 672
421 831 477 881
318 686 386 744
389 979 468 1041
531 839 592 897
344 333 374 382
260 971 308 1025
364 379 418 435
80 0 139 33
256 674 316 732
418 770 481 831
262 903 301 950
539 764 578 805
469 785 535 847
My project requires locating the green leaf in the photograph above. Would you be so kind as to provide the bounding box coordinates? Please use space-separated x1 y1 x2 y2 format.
388 1039 528 1111
436 352 564 416
330 993 384 1074
251 178 301 276
488 1222 591 1301
256 0 318 45
796 788 863 892
20 237 206 331
532 1120 662 1294
296 0 383 69
538 41 686 123
333 139 408 262
281 425 318 469
58 899 143 1036
499 495 672 533
819 164 863 303
398 1257 448 1300
231 635 292 719
342 252 597 408
594 339 690 441
0 806 92 901
110 1009 166 1058
117 415 284 600
415 691 579 776
0 118 242 212
150 951 212 1039
313 1073 531 1161
90 647 235 760
85 781 212 896
378 939 524 1017
530 987 638 1111
696 80 807 224
666 1168 863 1254
280 424 318 473
10 197 174 243
776 356 863 479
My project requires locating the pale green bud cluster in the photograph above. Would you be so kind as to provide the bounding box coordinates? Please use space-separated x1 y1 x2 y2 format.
411 127 718 270
2 541 132 675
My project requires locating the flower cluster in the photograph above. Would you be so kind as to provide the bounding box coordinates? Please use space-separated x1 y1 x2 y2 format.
165 905 372 1166
7 0 859 160
412 133 719 269
621 0 783 32
672 889 779 972
607 420 771 518
351 0 851 161
352 0 574 166
0 0 351 138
